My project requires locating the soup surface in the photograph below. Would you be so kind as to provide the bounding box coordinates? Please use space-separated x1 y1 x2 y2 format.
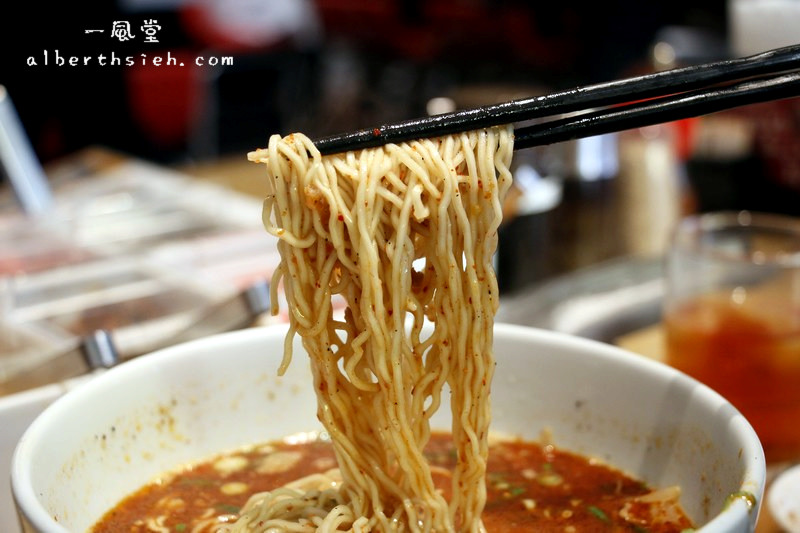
91 432 693 533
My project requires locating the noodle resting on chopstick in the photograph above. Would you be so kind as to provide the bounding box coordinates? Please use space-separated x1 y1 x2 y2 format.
232 126 514 533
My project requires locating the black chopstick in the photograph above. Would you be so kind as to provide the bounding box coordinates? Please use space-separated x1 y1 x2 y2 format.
514 71 800 149
310 43 800 155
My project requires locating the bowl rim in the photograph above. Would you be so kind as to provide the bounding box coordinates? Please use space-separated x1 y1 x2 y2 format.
11 322 766 532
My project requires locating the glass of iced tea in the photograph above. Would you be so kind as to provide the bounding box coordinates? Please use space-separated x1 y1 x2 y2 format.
664 211 800 464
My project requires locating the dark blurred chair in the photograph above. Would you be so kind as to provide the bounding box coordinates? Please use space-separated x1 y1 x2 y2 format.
122 1 322 160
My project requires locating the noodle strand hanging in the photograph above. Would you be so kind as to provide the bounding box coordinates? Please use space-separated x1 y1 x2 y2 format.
235 126 514 532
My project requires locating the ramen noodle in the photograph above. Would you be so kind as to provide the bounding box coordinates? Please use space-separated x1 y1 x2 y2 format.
240 128 513 532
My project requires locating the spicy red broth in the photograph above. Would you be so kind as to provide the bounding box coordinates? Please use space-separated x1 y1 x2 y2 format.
91 432 693 533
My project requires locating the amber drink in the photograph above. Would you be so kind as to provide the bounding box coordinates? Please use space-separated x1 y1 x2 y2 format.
664 211 800 463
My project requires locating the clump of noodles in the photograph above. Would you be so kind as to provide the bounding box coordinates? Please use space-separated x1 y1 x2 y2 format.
232 126 513 532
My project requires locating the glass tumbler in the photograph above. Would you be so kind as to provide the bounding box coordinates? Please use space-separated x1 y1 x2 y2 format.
663 211 800 464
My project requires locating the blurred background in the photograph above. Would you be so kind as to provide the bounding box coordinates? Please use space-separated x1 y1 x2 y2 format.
3 1 799 226
3 0 727 163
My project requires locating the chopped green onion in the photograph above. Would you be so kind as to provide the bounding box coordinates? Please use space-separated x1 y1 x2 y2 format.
174 524 187 532
587 505 609 523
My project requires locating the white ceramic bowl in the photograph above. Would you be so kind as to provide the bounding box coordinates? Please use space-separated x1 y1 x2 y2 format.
11 323 765 532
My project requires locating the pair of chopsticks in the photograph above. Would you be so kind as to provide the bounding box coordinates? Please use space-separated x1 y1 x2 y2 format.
310 44 800 154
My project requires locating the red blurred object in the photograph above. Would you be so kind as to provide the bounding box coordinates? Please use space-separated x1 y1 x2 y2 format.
124 51 204 149
737 97 800 191
313 0 578 67
179 4 296 54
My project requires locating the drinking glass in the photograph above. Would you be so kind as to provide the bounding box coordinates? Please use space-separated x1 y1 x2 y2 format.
663 211 800 464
